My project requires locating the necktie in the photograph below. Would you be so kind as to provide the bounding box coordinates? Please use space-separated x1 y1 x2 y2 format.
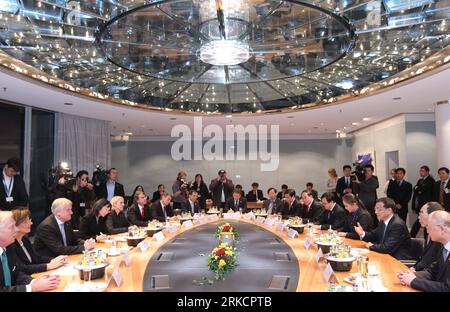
439 181 445 206
255 191 258 201
346 177 350 187
235 200 238 209
380 222 387 243
398 181 402 187
443 248 449 262
162 205 167 219
1 252 11 286
327 211 331 221
268 201 273 214
59 223 68 246
141 206 145 220
191 202 195 214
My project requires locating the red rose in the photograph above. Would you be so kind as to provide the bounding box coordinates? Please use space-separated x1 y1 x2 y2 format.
223 225 231 232
215 248 225 256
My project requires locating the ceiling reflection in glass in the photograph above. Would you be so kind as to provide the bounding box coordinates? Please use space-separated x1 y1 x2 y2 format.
0 0 449 114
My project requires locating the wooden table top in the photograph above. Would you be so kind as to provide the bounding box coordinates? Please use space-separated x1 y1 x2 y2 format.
33 216 415 292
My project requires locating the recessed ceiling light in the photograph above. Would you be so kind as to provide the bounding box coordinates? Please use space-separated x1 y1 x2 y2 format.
125 132 133 135
225 115 232 118
362 117 370 121
64 102 73 105
352 122 360 126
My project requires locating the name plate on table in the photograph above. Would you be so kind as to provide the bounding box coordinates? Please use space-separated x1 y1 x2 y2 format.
111 267 123 287
287 228 299 238
323 263 337 283
256 216 265 224
304 237 312 249
153 231 166 242
168 224 179 234
223 212 240 219
182 220 193 228
264 218 276 226
315 247 324 263
122 252 131 267
208 214 219 221
276 223 286 232
137 239 150 252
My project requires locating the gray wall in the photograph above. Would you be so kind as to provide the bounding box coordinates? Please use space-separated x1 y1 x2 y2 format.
111 138 352 196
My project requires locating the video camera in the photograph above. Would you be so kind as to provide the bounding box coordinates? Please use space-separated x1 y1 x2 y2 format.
92 164 108 187
352 153 373 181
48 162 74 187
180 178 192 190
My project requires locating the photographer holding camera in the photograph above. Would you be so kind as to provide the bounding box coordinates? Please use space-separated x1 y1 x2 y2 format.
353 164 379 226
172 171 189 210
56 170 95 230
209 169 234 209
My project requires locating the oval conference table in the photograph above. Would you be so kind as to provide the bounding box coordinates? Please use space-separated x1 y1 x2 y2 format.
33 216 416 292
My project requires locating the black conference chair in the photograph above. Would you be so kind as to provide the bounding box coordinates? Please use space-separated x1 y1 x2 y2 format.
400 238 424 268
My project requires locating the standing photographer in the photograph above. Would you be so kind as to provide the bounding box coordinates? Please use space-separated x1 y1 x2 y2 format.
96 168 125 201
56 170 95 230
353 164 379 226
209 169 234 209
172 171 188 210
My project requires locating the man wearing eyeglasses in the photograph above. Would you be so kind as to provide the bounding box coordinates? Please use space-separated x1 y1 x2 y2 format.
397 210 450 292
354 197 411 259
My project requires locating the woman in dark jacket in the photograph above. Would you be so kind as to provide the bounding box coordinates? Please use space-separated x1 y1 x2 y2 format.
338 193 374 240
151 184 166 203
191 174 209 211
7 208 67 274
79 198 111 241
106 196 130 234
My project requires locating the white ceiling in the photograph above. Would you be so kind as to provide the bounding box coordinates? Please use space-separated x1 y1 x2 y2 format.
0 65 449 137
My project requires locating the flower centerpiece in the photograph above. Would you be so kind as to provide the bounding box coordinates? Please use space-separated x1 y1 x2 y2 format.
214 222 238 243
208 243 238 280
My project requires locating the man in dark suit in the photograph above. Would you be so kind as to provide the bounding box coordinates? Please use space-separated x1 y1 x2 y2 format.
336 165 355 199
413 202 444 271
96 168 125 201
300 190 324 223
183 190 201 214
0 211 60 292
277 184 288 200
1 158 29 211
246 182 265 202
263 188 283 215
315 192 348 231
279 189 301 219
433 167 450 212
354 197 411 260
128 192 153 226
398 210 450 292
354 164 379 226
386 168 413 223
209 169 234 208
411 166 435 237
34 198 95 258
225 190 248 213
150 192 175 222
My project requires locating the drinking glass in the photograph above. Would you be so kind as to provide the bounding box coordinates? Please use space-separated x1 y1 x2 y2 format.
83 268 92 284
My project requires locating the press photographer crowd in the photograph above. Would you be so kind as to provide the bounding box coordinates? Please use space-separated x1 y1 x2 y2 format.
1 156 449 292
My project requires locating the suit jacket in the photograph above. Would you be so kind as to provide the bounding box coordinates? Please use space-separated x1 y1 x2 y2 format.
191 182 209 211
0 248 33 292
79 213 108 239
276 191 286 200
412 176 435 213
56 180 95 219
209 178 234 206
96 181 125 200
34 215 85 258
106 210 130 234
411 246 450 292
387 180 413 211
151 191 162 203
433 180 450 212
127 203 153 226
336 176 355 197
279 200 302 219
150 201 174 222
299 200 324 223
225 198 248 213
262 198 283 214
246 190 265 202
317 204 348 231
0 174 29 210
414 240 443 271
356 176 379 210
362 214 411 259
182 200 201 214
345 208 373 239
7 237 52 275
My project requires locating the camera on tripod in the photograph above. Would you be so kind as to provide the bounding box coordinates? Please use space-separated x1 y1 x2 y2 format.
92 164 108 187
48 162 74 187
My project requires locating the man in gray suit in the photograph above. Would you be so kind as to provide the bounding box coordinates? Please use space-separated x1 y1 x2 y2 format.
263 188 283 215
354 164 379 226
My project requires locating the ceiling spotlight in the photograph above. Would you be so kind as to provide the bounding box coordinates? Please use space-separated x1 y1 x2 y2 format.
362 117 370 121
225 115 232 118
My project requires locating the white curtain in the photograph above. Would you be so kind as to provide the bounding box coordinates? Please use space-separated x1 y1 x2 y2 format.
55 112 111 174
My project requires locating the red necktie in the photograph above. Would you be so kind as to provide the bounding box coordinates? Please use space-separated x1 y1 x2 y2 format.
141 207 145 220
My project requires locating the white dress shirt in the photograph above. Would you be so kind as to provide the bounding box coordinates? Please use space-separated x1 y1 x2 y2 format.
2 167 14 198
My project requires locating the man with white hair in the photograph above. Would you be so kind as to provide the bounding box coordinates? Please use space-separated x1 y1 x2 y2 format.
34 198 95 257
397 210 450 291
1 211 60 292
